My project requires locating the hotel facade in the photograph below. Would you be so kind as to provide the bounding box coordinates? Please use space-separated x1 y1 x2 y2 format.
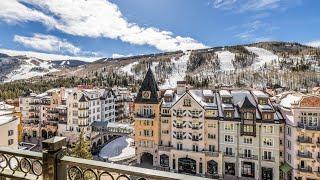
277 92 320 180
134 68 286 180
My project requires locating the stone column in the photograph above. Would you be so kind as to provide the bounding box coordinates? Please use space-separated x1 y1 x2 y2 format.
42 136 67 180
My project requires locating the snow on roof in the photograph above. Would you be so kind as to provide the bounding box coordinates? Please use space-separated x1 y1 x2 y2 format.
252 90 269 98
258 104 274 111
107 122 133 130
0 102 14 110
0 115 16 126
219 90 232 97
99 136 135 162
203 90 214 97
164 90 174 96
279 93 302 109
222 104 233 110
231 90 256 106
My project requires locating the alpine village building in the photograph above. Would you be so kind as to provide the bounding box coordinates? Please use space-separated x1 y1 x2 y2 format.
134 67 286 180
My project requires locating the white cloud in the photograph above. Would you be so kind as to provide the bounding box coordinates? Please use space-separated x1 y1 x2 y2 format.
212 0 283 12
306 41 320 48
14 34 80 55
0 48 100 62
0 0 206 52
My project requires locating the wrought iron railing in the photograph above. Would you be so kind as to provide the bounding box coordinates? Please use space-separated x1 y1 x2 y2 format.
0 147 43 180
297 136 313 143
297 122 320 131
0 137 209 180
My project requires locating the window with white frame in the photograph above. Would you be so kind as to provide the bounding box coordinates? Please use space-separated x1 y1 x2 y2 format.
224 135 234 143
263 138 273 146
265 126 274 134
263 151 272 160
243 137 253 144
299 112 319 126
225 147 233 155
225 111 232 118
183 99 191 106
225 123 234 131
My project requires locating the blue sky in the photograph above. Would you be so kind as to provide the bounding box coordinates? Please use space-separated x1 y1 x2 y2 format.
0 0 319 59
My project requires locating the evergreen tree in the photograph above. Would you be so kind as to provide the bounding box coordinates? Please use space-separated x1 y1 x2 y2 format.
70 131 92 160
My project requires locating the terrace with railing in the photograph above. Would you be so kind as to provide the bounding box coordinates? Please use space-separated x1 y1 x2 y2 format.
0 137 208 180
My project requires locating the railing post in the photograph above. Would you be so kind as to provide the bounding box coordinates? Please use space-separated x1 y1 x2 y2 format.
42 136 67 180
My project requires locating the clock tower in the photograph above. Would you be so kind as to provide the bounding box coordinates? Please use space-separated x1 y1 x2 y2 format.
134 66 161 166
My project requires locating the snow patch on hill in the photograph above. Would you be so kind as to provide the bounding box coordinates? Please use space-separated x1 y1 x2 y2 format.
245 46 278 69
5 58 59 82
0 48 99 62
160 51 190 89
120 61 139 76
216 50 235 71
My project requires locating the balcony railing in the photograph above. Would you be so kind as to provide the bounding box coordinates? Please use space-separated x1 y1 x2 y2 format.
262 156 275 162
297 151 313 158
135 113 155 119
239 154 258 160
159 145 173 151
223 152 235 157
176 125 183 129
297 165 313 173
203 151 219 157
0 137 208 180
297 122 320 131
297 136 313 144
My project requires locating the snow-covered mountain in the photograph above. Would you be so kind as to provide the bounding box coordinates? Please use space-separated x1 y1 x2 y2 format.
114 42 319 90
1 42 319 91
0 51 93 82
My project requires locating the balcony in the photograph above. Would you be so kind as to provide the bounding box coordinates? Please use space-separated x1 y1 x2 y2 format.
0 137 206 180
176 136 183 140
239 154 258 160
78 115 89 119
297 165 313 173
297 136 313 144
135 113 155 119
297 122 320 131
78 106 89 110
262 156 275 162
192 138 199 141
29 108 38 112
203 151 219 157
29 115 40 119
159 145 173 151
223 152 235 157
161 114 171 117
176 125 183 129
297 151 313 159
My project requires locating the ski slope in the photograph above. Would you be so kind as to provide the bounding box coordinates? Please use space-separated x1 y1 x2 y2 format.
160 51 190 89
245 46 278 69
120 61 139 76
5 58 59 82
216 50 235 71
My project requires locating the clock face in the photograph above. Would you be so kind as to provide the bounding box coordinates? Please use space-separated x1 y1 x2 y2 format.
142 91 151 99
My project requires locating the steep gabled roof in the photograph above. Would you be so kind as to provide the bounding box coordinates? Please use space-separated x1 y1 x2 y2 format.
135 67 160 104
239 96 256 109
79 94 89 102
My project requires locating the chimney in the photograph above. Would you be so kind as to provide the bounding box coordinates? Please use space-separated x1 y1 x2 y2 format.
177 81 187 95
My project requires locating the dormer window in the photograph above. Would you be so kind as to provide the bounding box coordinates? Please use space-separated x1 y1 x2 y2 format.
225 111 232 118
243 112 254 120
259 99 267 105
263 113 272 120
184 99 191 107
